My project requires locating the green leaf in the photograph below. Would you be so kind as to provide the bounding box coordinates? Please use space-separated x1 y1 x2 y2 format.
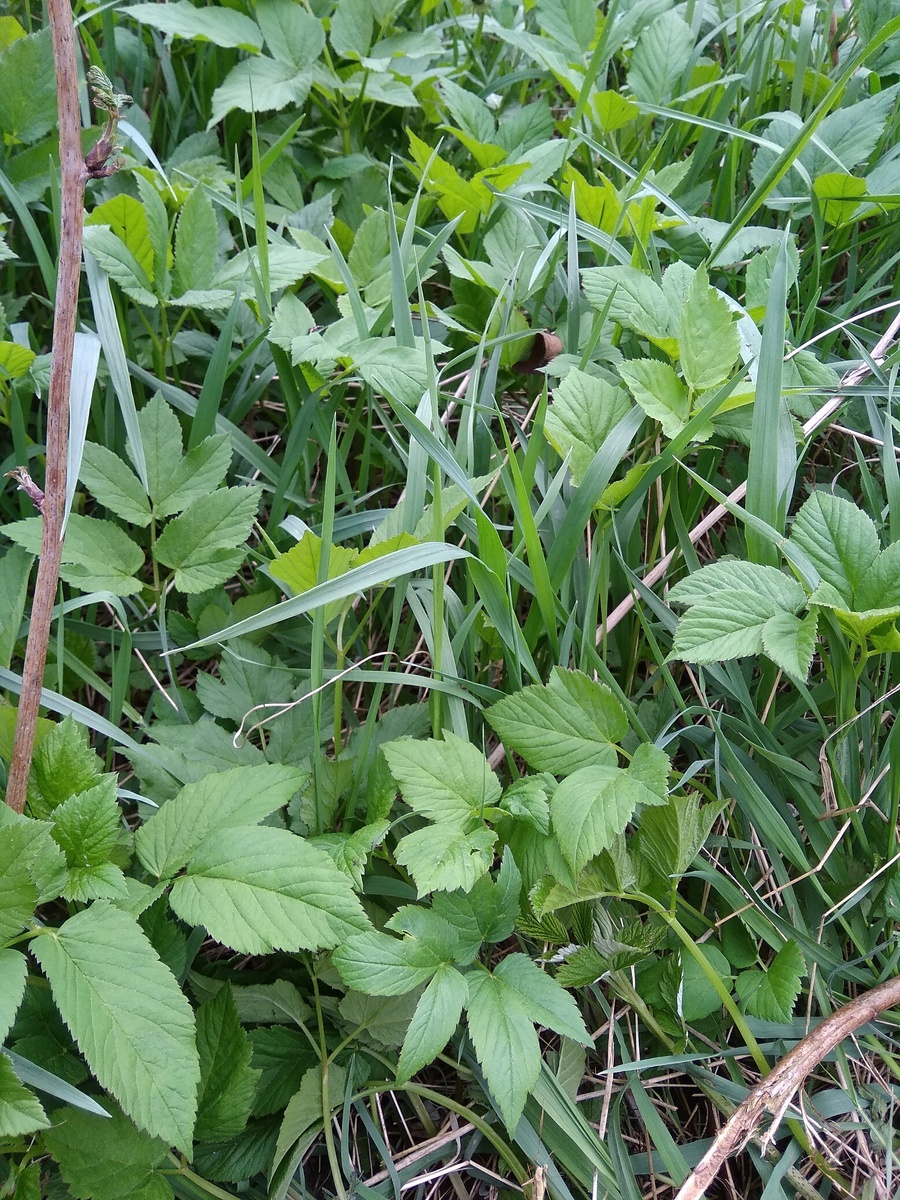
551 765 645 875
31 902 200 1151
330 0 372 57
494 954 591 1044
681 944 732 1022
465 969 541 1132
500 778 551 833
668 560 806 610
137 392 184 508
396 966 468 1082
249 1026 314 1116
0 544 32 669
0 824 37 940
157 434 233 519
270 532 359 623
627 10 694 105
209 58 311 128
788 491 879 607
120 1 262 49
676 267 741 391
0 340 35 378
534 0 597 54
135 764 305 880
338 989 421 1049
26 716 104 816
332 930 443 995
79 442 151 526
51 778 120 871
195 985 259 1141
173 187 218 296
813 172 867 224
617 359 689 438
44 1103 170 1200
2 515 144 596
735 940 805 1022
396 825 497 896
760 609 818 680
634 792 721 882
257 0 325 69
169 827 370 954
354 341 430 407
545 369 633 485
134 176 171 300
0 1053 49 1137
153 486 260 589
86 195 155 283
485 667 628 775
0 29 56 146
581 266 671 340
382 733 502 824
83 225 157 307
0 949 28 1041
430 850 522 949
670 589 797 663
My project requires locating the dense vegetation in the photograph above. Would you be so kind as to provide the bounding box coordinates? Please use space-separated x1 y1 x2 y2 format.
2 0 900 1196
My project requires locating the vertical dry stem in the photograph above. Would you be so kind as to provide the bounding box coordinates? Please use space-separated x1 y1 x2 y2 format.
5 0 87 812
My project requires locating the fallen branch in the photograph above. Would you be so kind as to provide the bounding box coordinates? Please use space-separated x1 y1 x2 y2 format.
675 973 900 1200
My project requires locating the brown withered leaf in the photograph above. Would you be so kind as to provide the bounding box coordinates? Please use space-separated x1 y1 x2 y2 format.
513 330 564 374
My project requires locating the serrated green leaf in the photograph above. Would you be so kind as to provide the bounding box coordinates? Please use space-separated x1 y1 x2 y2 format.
439 78 495 145
338 988 421 1050
0 825 37 940
500 778 551 833
485 667 628 775
681 944 732 1021
270 532 359 623
169 826 369 954
671 589 794 663
494 954 591 1044
332 929 443 995
195 985 259 1141
668 560 806 610
0 1053 49 1137
257 0 324 69
676 267 741 391
0 29 56 145
382 733 501 824
0 544 32 669
330 0 372 57
634 792 721 882
396 824 497 895
43 1103 170 1200
173 187 218 296
79 442 151 526
209 58 311 128
249 1025 314 1116
121 1 262 47
272 1063 343 1177
154 486 260 574
51 777 120 871
581 265 671 340
83 225 157 307
136 764 304 879
735 940 805 1022
617 358 689 438
26 716 104 816
545 369 633 484
2 515 144 596
31 902 199 1151
535 0 597 53
0 340 35 378
0 949 27 1040
137 392 184 508
761 609 818 680
551 766 643 875
86 195 154 283
627 10 694 104
465 969 540 1132
354 341 429 407
396 966 467 1082
134 175 171 300
855 540 900 611
788 491 879 607
813 172 867 224
430 850 522 950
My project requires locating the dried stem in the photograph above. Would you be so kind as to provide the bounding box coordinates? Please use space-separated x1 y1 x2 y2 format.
4 0 87 812
675 974 900 1200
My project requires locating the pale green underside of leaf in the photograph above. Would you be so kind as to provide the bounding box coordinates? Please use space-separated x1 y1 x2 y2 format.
332 929 443 996
465 969 541 1132
169 826 370 954
31 902 199 1151
396 966 467 1082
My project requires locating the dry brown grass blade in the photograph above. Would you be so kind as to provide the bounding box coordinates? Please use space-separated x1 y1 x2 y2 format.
674 973 900 1200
